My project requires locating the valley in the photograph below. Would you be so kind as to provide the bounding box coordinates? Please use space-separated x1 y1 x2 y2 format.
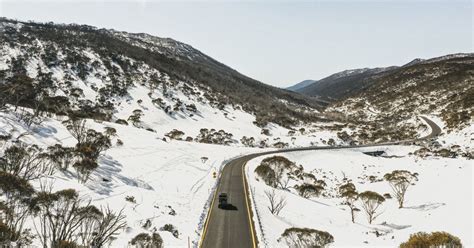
0 18 472 248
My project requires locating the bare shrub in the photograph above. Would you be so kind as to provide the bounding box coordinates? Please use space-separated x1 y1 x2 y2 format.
88 207 127 247
65 118 87 144
30 189 126 248
265 189 286 215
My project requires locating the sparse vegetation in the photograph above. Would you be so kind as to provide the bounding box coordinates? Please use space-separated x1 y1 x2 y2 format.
29 189 126 247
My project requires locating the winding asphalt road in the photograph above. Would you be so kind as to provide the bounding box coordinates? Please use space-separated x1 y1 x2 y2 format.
199 116 441 248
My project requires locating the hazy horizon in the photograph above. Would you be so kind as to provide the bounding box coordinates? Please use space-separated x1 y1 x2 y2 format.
1 0 472 87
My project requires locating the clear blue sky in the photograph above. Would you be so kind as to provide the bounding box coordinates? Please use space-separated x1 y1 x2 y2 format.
1 0 472 87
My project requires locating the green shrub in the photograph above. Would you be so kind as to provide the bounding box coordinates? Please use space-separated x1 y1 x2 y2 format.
400 231 462 248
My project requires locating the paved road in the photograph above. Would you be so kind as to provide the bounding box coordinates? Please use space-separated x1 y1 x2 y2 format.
199 116 441 248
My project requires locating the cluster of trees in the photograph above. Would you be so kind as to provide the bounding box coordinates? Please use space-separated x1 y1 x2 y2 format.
240 136 256 147
0 141 124 246
338 170 419 224
0 55 114 124
255 156 327 200
195 128 234 145
254 156 301 189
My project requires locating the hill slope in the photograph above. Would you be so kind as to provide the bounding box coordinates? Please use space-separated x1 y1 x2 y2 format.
0 18 323 129
291 67 397 101
328 54 473 127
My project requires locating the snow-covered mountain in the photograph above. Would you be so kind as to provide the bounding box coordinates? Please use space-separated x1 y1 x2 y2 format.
0 17 471 248
0 19 346 247
0 18 323 131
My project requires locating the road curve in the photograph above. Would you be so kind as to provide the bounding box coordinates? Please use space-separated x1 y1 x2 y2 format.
199 116 441 248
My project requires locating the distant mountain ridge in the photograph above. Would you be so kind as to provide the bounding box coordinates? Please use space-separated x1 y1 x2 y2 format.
288 53 474 102
286 79 316 91
289 66 397 101
326 53 474 132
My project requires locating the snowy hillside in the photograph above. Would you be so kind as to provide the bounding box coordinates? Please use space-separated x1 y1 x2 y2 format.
0 18 350 247
246 144 473 247
0 18 323 130
0 109 263 247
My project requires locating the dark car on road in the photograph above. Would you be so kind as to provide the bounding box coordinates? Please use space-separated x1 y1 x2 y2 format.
218 193 228 208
